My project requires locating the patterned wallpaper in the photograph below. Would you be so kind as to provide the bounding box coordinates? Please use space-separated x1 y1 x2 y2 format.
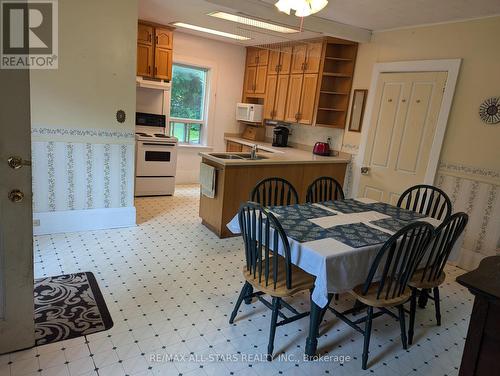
31 127 135 213
342 148 500 271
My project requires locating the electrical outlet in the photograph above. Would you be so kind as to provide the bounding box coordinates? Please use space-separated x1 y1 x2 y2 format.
33 219 40 227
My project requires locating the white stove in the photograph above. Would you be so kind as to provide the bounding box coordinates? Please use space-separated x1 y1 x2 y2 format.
135 129 178 196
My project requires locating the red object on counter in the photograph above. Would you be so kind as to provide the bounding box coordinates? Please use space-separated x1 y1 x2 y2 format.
313 142 331 156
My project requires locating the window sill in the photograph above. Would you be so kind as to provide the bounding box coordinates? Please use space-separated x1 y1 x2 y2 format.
177 144 213 151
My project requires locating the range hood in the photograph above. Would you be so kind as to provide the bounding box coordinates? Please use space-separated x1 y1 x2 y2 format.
136 76 171 91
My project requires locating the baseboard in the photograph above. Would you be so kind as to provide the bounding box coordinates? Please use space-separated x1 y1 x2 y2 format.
33 207 136 235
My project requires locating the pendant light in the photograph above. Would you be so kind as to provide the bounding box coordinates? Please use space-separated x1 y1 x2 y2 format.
275 0 328 17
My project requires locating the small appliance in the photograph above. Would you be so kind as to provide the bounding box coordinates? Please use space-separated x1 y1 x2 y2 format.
236 103 263 123
272 125 290 147
313 141 331 156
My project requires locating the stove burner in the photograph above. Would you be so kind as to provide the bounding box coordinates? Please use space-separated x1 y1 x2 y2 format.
136 132 152 137
154 133 169 138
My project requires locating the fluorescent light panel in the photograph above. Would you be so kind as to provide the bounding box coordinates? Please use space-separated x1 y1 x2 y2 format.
209 11 299 34
172 22 250 40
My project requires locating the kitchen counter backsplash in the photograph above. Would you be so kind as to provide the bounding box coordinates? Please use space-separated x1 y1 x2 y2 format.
265 124 344 151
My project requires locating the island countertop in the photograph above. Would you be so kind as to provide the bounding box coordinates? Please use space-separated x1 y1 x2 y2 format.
199 136 351 166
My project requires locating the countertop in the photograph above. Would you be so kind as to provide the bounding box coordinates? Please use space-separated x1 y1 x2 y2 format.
198 136 351 166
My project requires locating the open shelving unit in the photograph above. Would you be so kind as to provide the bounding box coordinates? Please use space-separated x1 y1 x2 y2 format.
315 39 358 128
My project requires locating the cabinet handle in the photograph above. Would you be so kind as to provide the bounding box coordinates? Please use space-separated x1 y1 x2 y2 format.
154 66 157 75
147 66 151 74
148 33 152 42
156 35 158 44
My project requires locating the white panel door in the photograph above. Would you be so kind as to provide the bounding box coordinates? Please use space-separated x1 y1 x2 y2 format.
0 67 35 353
359 72 447 204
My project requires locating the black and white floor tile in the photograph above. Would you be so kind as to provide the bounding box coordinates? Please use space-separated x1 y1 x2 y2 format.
1 186 473 376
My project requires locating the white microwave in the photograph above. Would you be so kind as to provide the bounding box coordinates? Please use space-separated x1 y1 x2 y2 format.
236 103 263 123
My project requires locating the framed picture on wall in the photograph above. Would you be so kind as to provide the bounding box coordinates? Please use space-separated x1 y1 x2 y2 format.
348 89 368 132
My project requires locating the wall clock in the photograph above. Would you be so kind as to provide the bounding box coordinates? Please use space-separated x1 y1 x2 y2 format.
479 97 500 124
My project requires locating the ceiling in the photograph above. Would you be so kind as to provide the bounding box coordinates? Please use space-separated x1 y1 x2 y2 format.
139 0 500 45
261 0 500 31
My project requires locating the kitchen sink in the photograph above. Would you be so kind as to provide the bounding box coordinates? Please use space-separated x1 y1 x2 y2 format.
209 153 269 161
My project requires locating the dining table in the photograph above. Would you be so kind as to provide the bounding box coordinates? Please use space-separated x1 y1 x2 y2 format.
226 197 457 357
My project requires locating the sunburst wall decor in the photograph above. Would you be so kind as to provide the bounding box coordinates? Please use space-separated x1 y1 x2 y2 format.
479 97 500 124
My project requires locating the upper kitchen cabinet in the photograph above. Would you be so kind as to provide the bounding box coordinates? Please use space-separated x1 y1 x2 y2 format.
138 24 153 44
155 27 173 49
268 46 292 75
244 47 268 96
137 21 174 81
244 37 357 128
246 47 269 67
291 41 323 74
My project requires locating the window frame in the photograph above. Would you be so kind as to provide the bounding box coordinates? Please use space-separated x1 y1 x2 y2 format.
169 60 214 146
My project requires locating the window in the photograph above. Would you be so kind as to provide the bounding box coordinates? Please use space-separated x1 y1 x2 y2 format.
169 64 209 144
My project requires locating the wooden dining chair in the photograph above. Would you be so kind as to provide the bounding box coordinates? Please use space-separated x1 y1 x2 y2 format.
306 176 345 203
328 221 434 369
397 184 452 220
250 177 299 206
408 212 468 345
229 202 315 361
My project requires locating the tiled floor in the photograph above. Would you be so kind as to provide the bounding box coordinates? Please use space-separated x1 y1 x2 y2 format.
1 185 473 376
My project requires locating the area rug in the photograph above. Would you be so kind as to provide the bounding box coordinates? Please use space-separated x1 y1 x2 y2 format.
34 272 113 345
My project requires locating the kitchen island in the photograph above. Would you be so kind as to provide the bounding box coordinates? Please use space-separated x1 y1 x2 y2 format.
199 143 351 238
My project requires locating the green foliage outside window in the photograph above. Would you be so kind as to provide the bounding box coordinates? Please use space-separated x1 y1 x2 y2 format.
170 65 207 120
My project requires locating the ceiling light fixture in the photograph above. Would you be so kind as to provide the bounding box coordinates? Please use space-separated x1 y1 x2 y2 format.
208 11 299 34
275 0 328 17
172 22 250 41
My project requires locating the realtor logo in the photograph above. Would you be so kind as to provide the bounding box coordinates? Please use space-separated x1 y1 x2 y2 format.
1 0 58 69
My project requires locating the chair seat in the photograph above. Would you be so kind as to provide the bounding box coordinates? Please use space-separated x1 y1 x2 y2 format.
408 270 446 289
351 282 411 308
243 256 315 297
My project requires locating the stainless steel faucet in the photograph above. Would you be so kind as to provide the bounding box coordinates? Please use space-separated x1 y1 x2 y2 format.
250 144 258 160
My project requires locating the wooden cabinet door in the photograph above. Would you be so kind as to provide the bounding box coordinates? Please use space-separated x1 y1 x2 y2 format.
299 73 318 124
155 27 173 49
154 47 172 80
279 46 293 74
257 49 269 66
268 50 280 75
274 75 290 121
291 44 307 74
138 24 153 45
246 48 259 67
244 66 257 93
137 43 153 77
264 75 278 119
254 65 267 94
304 41 323 73
241 145 253 152
285 74 303 122
226 141 243 152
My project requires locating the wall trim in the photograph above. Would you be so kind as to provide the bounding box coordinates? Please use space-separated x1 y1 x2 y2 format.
352 59 462 196
439 161 500 185
33 207 136 235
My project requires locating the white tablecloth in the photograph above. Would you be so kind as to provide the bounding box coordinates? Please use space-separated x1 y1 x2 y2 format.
227 198 458 308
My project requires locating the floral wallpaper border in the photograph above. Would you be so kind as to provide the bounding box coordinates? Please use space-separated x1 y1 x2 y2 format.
439 161 500 181
32 127 135 140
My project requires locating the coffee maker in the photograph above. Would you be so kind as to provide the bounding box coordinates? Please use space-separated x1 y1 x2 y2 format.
272 126 290 147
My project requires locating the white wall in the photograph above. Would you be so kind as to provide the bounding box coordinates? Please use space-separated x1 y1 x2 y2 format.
172 32 246 184
30 0 138 234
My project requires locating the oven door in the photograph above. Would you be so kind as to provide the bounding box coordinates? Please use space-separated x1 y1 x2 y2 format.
136 141 177 177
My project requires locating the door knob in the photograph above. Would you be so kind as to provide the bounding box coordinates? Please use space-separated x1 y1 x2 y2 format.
8 156 31 169
361 167 370 175
8 189 25 203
